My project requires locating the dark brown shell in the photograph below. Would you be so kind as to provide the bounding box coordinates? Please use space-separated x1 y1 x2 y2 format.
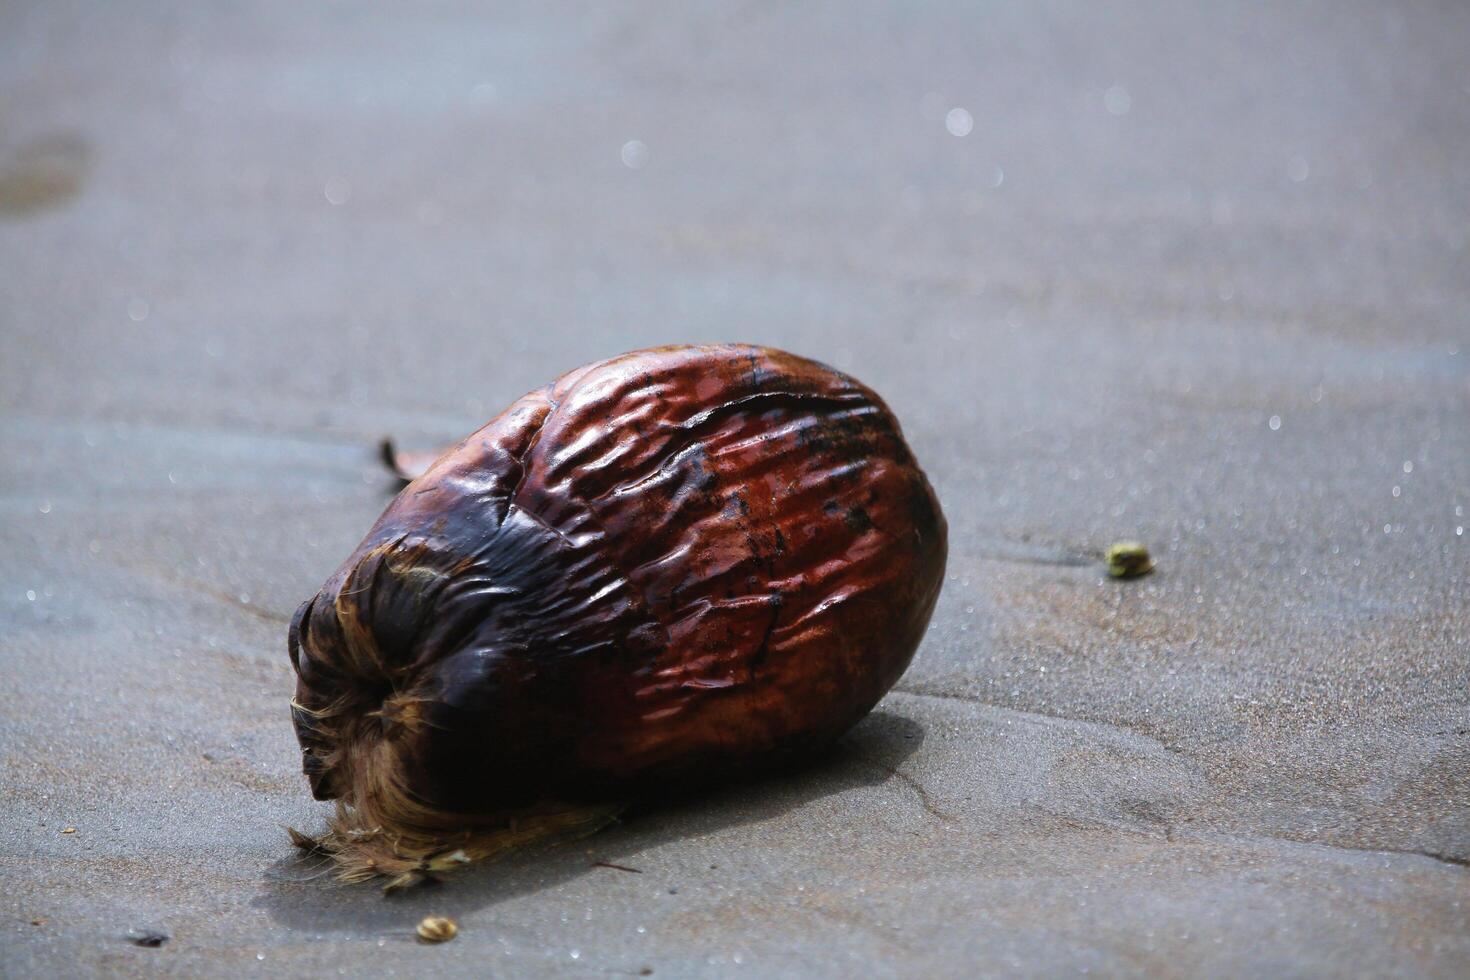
289 344 946 835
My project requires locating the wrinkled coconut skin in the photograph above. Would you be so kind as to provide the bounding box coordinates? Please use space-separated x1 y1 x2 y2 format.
289 344 947 826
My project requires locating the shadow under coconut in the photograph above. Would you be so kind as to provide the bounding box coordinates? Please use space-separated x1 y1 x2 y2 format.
254 709 926 935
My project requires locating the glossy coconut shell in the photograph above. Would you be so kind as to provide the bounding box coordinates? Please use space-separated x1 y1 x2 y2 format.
289 344 946 827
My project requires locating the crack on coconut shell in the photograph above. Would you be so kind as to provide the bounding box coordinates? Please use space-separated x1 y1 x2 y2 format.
288 801 625 894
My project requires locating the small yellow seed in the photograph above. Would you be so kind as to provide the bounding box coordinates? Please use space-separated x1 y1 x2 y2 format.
1105 541 1155 579
61 827 76 835
416 915 458 943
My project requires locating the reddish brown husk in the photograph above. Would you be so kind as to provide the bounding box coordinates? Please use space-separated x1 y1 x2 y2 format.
288 344 947 887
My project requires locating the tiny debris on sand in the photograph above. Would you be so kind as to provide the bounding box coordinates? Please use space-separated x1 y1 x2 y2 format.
1105 541 1155 579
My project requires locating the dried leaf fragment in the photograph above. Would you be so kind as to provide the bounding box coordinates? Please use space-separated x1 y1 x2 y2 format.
383 869 435 895
286 826 328 856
